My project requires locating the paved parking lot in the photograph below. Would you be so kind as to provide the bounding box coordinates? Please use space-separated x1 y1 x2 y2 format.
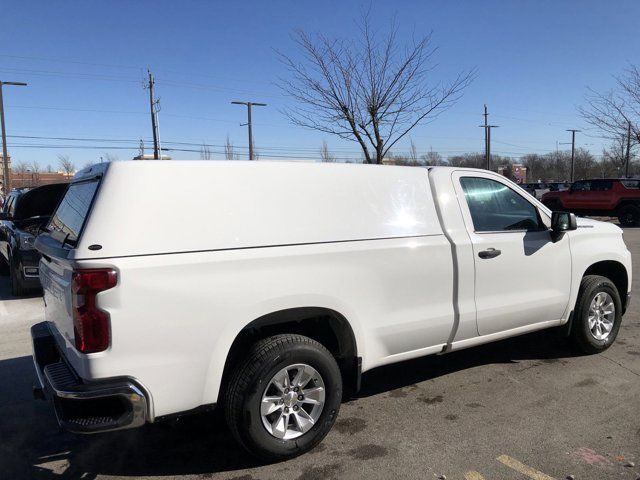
1 227 639 480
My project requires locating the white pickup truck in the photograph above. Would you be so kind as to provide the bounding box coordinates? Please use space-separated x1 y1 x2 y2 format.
32 161 631 460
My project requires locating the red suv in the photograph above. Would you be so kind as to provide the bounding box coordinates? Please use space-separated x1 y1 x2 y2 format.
541 179 640 226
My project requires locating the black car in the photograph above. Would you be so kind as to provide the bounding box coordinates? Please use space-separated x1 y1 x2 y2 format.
0 183 68 295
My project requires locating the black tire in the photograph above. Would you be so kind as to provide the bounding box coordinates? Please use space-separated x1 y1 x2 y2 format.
9 257 27 297
0 255 8 276
617 204 640 227
570 275 622 354
223 334 342 461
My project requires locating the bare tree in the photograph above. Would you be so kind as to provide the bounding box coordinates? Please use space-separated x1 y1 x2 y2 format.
11 161 29 188
200 142 212 160
225 135 237 160
13 161 28 175
103 152 119 162
45 164 53 173
447 153 484 168
421 149 443 166
319 140 336 162
602 136 628 171
278 14 475 164
29 161 41 186
57 155 75 176
579 64 640 147
573 149 596 181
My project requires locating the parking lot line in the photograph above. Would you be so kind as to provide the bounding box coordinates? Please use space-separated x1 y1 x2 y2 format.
464 471 485 480
496 454 556 480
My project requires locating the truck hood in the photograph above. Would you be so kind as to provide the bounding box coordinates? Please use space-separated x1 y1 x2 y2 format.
575 216 622 234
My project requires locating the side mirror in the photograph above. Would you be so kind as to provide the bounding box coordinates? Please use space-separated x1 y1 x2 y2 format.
551 211 577 241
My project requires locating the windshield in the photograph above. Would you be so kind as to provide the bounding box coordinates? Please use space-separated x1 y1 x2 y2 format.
46 178 101 247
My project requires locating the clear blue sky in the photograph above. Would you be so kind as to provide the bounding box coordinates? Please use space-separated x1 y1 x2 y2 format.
1 0 639 168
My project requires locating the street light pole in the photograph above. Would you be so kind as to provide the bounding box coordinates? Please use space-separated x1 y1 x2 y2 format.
0 81 27 194
231 101 267 160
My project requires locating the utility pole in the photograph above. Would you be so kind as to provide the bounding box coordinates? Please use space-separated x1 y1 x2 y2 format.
479 105 499 170
0 81 27 194
626 120 632 178
482 104 488 167
231 101 267 160
146 70 161 160
566 129 580 182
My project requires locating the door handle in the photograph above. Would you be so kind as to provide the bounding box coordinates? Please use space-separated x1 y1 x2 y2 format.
478 248 501 259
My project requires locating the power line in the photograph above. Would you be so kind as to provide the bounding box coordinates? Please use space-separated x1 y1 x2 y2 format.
0 67 140 83
0 53 141 70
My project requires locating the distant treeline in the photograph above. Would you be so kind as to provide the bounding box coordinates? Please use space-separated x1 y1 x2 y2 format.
386 148 637 181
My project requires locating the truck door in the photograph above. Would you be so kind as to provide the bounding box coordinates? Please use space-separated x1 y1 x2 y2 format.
562 180 591 210
453 172 572 336
589 179 614 210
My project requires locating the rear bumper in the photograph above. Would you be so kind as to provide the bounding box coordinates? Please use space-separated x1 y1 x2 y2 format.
31 321 148 434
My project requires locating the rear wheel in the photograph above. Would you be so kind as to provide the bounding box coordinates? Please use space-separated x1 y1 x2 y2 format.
223 334 342 461
617 204 640 227
9 257 27 297
570 275 622 354
0 255 8 276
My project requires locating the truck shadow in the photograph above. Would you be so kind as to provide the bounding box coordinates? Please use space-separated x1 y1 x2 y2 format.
359 329 579 397
0 275 42 301
0 329 578 479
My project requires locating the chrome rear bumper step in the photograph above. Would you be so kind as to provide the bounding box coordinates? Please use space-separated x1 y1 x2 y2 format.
31 321 148 434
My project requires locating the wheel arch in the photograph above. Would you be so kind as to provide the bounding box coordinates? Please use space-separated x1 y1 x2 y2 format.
614 199 640 211
219 307 361 401
583 260 629 311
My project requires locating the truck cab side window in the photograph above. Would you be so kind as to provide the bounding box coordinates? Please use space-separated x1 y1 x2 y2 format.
460 177 542 232
591 180 612 191
572 181 591 192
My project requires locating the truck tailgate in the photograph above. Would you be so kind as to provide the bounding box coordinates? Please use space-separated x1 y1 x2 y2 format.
39 252 76 351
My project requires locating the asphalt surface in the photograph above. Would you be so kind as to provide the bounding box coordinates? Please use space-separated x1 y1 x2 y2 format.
1 226 639 480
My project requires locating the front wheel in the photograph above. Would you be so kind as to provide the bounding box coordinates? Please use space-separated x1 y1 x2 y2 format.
223 334 342 461
571 275 622 354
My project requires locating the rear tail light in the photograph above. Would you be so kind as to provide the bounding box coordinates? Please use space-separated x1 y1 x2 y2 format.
72 268 117 353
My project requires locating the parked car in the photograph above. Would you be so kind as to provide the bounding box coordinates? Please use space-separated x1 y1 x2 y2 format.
541 178 640 226
32 161 631 460
547 181 571 192
0 183 68 295
521 182 551 199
